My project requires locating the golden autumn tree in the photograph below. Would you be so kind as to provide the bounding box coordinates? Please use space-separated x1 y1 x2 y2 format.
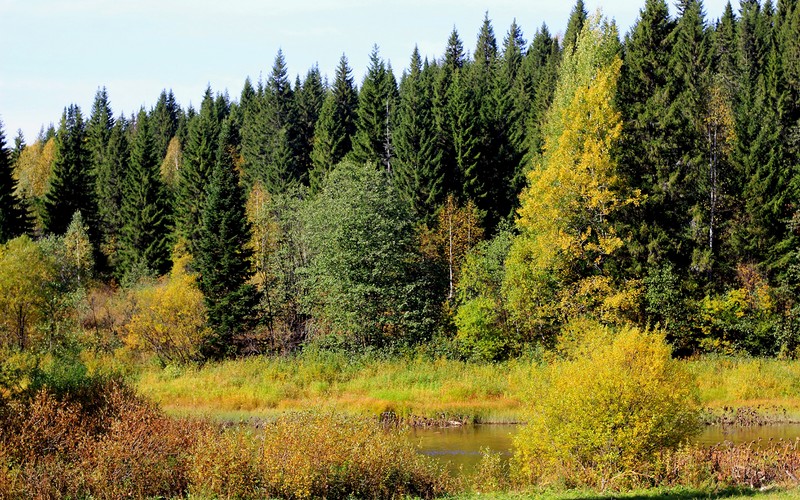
504 13 641 338
0 236 55 350
13 138 55 229
124 254 210 364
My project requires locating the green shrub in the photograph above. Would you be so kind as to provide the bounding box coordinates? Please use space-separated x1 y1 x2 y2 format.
513 324 701 489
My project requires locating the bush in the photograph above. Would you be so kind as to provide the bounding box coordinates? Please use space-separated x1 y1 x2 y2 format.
259 411 452 499
513 324 701 489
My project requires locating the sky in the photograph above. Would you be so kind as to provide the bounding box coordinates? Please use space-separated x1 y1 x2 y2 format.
1 0 738 142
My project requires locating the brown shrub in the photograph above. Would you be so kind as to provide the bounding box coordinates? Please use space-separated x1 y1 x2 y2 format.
189 426 262 499
258 411 453 499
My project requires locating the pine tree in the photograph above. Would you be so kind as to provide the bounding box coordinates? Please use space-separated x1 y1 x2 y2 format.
394 47 442 222
310 54 358 190
295 66 325 184
0 120 29 243
177 87 221 257
118 109 172 280
44 105 96 238
350 45 398 170
196 119 258 358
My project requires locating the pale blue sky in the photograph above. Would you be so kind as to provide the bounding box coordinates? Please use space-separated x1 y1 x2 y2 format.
1 0 737 142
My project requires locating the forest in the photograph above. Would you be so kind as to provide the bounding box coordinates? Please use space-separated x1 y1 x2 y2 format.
2 0 800 497
3 0 799 361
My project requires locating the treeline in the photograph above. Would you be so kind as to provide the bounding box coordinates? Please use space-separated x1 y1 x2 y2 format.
2 0 800 361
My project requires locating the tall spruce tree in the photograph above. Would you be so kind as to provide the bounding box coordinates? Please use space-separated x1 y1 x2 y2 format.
241 50 299 192
118 109 172 280
10 130 25 166
196 118 258 358
616 0 676 275
44 105 96 238
0 120 29 243
432 28 466 198
150 89 180 161
95 117 129 267
350 45 398 170
394 47 442 222
177 87 221 257
563 0 588 53
295 66 325 184
309 54 358 190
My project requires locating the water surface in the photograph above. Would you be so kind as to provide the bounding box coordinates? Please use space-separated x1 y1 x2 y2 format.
413 423 800 474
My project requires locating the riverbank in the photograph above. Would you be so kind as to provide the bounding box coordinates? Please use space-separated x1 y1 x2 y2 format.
126 352 800 423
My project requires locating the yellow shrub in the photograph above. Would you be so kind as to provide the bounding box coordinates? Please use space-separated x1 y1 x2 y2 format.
513 325 701 489
124 256 210 364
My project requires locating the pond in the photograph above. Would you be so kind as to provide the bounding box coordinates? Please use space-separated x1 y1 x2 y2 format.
412 423 800 474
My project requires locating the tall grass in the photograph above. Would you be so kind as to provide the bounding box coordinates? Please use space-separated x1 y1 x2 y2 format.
137 350 540 422
136 352 800 422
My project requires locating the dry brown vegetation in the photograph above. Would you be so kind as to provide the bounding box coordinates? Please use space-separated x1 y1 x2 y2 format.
0 380 452 499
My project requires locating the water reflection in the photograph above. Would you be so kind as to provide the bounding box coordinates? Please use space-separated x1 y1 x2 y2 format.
413 423 800 474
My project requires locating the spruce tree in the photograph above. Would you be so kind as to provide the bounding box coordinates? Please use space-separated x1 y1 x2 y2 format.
177 87 220 257
196 119 258 358
118 109 172 280
563 0 588 53
295 66 325 184
44 105 96 237
150 89 180 160
0 120 29 243
433 29 465 199
518 24 560 189
394 47 442 222
350 45 398 170
309 54 358 189
616 0 676 274
96 117 129 266
10 129 25 166
241 50 299 192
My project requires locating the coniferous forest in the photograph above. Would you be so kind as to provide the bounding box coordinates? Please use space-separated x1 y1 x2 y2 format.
3 0 800 361
7 0 800 497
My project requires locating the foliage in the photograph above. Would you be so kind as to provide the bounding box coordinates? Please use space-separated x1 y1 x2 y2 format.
124 255 210 365
454 228 518 361
513 325 701 488
505 13 633 339
301 161 435 349
13 137 55 229
0 236 55 351
246 182 309 352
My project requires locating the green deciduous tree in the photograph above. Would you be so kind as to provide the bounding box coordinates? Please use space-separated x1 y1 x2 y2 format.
302 161 435 349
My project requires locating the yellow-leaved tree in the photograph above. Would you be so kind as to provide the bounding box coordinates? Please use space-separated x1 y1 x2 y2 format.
13 138 55 230
504 13 641 339
124 254 210 364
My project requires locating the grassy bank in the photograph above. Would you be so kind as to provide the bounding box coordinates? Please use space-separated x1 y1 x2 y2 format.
131 351 800 422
